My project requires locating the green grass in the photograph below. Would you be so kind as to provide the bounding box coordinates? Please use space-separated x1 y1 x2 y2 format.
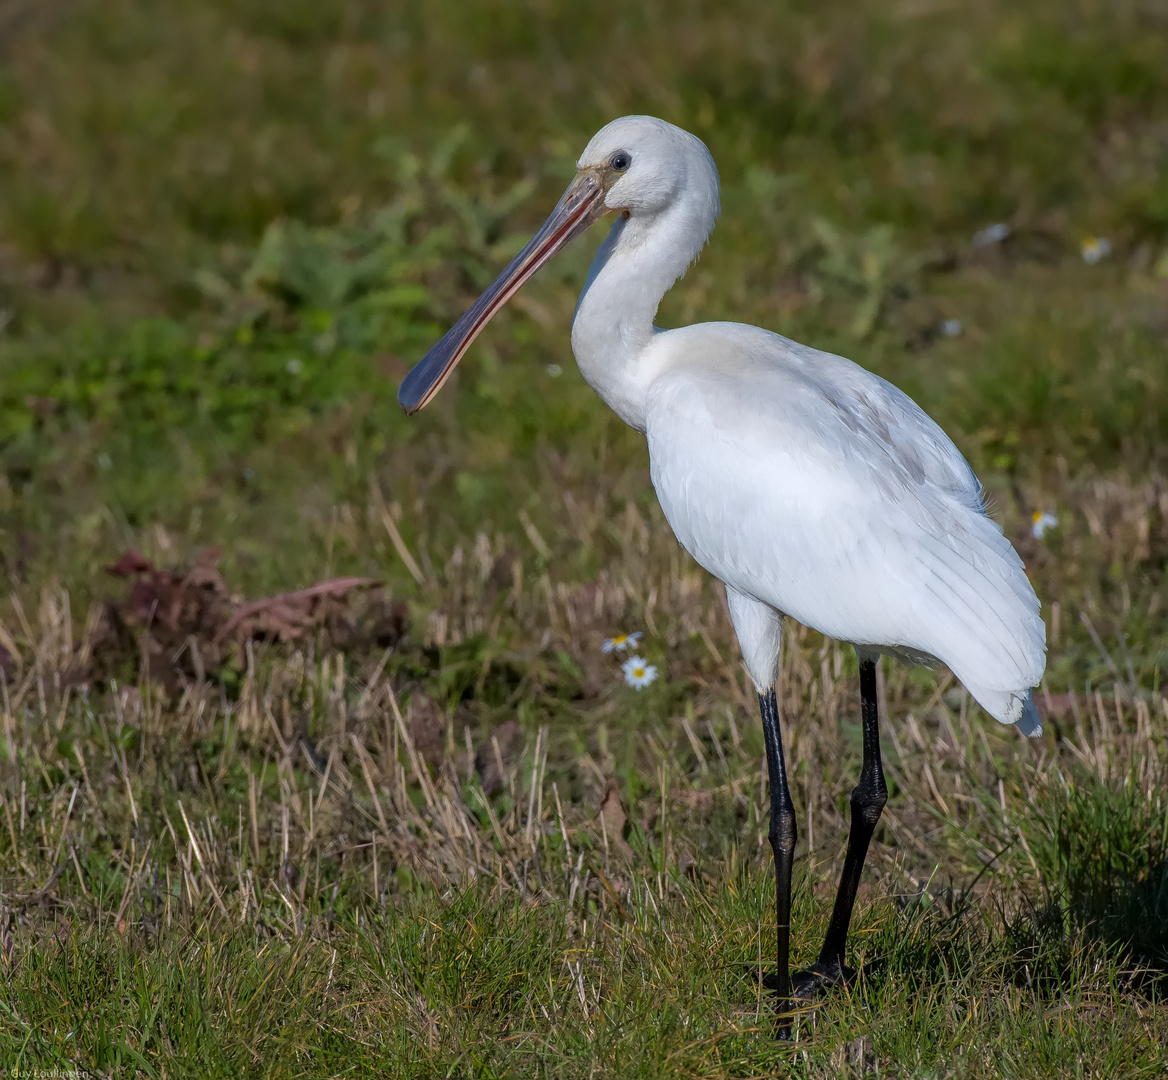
1 0 1167 1075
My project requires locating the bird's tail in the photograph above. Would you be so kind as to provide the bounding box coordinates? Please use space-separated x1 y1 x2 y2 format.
964 682 1043 737
1015 692 1043 737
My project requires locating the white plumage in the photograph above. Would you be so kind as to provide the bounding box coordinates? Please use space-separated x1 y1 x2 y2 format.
400 114 1046 732
644 327 1045 732
566 117 1045 732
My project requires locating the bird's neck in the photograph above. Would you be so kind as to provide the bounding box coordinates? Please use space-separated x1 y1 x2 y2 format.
570 198 713 431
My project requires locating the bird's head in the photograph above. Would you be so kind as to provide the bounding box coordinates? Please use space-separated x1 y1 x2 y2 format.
398 115 717 415
575 115 718 221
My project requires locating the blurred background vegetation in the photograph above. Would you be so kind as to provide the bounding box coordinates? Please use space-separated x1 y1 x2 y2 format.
0 1 1166 1075
1 0 1166 598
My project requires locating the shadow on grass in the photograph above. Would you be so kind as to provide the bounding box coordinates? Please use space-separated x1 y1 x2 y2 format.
863 770 1168 1005
1033 771 1168 991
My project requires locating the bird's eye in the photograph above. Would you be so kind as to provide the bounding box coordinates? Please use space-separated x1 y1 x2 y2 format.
609 151 631 173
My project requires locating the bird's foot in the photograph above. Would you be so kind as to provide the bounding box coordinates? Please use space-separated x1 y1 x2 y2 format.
757 970 784 993
746 970 801 1041
791 959 855 999
748 960 856 998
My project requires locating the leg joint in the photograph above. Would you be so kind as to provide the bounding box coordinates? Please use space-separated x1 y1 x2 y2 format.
769 807 798 856
850 782 887 826
854 801 885 830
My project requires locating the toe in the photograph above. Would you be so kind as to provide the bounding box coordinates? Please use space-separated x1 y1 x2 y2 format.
791 961 855 998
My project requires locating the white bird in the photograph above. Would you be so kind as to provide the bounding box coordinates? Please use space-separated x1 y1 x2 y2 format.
399 115 1046 1037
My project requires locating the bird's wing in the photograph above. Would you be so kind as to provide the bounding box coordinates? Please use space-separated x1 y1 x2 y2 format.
762 330 986 514
644 326 1045 721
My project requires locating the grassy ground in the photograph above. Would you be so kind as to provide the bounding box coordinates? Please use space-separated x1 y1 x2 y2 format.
1 0 1167 1075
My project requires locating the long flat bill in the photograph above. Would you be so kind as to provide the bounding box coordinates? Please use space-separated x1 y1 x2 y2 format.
398 171 608 415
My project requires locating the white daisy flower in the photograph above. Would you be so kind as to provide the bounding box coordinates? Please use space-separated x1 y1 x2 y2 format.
1031 511 1058 540
972 223 1010 247
1081 237 1111 264
602 631 642 654
622 656 658 689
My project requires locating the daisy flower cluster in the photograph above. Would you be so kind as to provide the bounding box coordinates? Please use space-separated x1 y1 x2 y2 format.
601 631 658 689
1081 236 1111 264
1031 510 1059 540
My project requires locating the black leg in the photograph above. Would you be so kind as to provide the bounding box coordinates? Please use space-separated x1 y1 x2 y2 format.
758 686 799 1039
793 656 887 996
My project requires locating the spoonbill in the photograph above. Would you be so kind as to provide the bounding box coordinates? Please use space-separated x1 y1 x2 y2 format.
398 115 1045 1036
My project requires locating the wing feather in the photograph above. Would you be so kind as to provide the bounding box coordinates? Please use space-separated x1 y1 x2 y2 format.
644 325 1045 723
